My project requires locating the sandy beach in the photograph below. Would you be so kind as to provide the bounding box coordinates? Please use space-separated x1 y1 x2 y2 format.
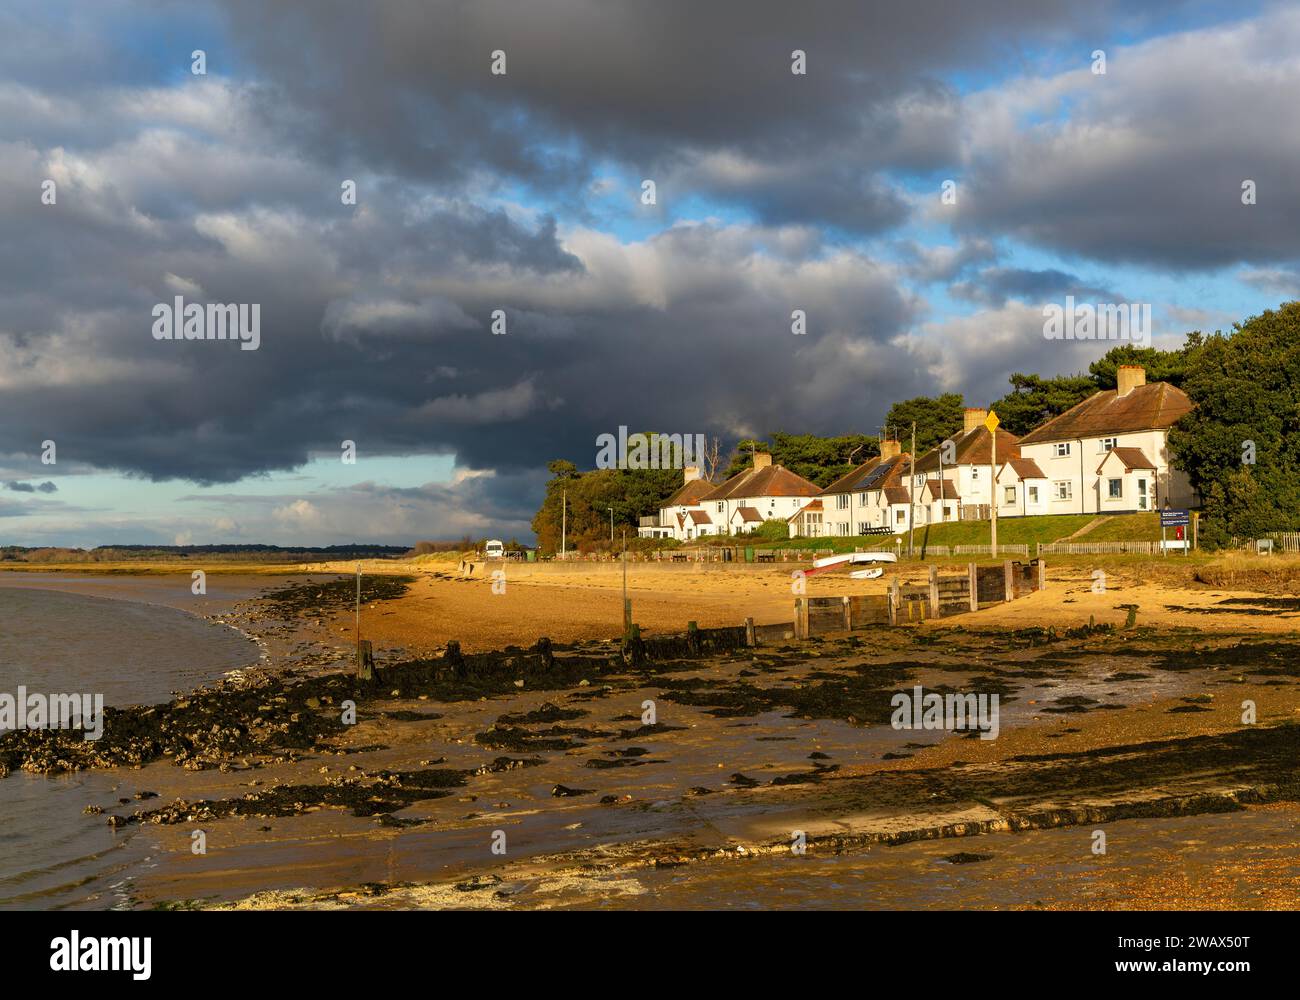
2 555 1298 910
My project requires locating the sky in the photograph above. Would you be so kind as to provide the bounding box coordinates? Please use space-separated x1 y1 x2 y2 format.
2 0 1297 547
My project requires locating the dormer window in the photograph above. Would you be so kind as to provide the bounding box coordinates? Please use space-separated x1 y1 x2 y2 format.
1099 437 1118 453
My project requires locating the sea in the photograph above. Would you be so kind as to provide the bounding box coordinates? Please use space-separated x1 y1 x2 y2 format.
0 583 260 909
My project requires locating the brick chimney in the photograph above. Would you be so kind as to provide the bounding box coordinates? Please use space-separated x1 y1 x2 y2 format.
683 465 701 483
1116 364 1146 397
963 407 988 434
879 439 901 460
752 451 772 471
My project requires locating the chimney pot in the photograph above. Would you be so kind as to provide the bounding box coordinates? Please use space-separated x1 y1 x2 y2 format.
879 439 901 460
752 451 772 471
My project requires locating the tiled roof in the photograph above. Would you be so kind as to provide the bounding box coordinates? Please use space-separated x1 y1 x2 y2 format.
1001 458 1048 480
819 454 910 496
913 427 1020 473
687 509 712 525
923 478 960 500
884 486 911 505
662 477 716 508
703 463 821 501
1017 382 1193 444
733 506 763 522
1098 446 1157 473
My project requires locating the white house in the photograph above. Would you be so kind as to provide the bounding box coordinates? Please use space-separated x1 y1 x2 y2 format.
729 505 765 534
638 465 717 540
811 441 911 537
1015 365 1197 514
699 452 821 534
912 408 1022 521
995 458 1050 518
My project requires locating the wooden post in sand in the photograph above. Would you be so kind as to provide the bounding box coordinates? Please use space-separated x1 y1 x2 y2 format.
968 562 978 612
355 640 374 680
793 598 808 640
887 578 899 626
744 616 756 647
842 595 852 631
1004 559 1015 602
928 564 939 616
1037 559 1046 592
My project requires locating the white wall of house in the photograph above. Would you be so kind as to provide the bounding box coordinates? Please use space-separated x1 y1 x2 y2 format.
1019 429 1195 514
818 487 900 536
710 494 809 534
994 468 1050 518
1096 451 1157 513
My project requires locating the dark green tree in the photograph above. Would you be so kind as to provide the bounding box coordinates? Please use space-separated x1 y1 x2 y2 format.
988 374 1097 437
1167 304 1300 543
884 393 965 453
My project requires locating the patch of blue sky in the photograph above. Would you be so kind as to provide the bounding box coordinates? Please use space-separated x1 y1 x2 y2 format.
46 454 457 521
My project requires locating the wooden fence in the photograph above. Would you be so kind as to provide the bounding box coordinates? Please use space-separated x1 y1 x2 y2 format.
1037 540 1156 555
1231 532 1300 554
793 559 1046 638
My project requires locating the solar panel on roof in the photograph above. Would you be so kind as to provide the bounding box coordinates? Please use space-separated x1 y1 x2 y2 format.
852 459 897 491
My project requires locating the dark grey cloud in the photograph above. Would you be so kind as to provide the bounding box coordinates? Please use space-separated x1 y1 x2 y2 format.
211 0 1181 231
952 267 1117 307
4 481 57 493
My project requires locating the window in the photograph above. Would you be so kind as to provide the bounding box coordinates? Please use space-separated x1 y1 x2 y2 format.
1098 437 1118 453
1054 481 1073 500
858 522 870 535
1028 486 1039 504
716 501 724 512
894 509 906 524
1004 486 1016 504
971 467 980 480
836 494 849 510
915 474 924 486
858 492 867 505
1054 442 1071 457
1108 478 1122 499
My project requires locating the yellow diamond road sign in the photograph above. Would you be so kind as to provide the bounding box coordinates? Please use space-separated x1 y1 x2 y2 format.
984 411 1000 434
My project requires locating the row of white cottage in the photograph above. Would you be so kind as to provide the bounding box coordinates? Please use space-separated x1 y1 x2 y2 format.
638 365 1200 541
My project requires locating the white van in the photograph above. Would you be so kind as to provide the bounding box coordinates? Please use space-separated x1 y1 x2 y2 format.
484 539 505 559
